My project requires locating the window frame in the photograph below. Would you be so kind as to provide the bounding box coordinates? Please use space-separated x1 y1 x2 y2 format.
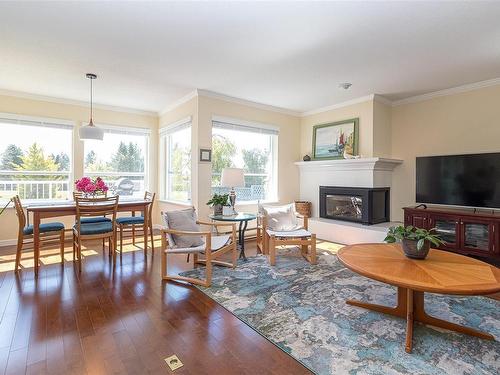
211 116 279 204
0 112 75 204
83 123 151 197
159 117 192 204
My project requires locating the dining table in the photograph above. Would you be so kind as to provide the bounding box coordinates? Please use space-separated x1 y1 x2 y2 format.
26 198 153 275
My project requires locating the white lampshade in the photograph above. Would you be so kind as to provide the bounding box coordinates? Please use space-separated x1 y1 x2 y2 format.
221 168 245 188
79 122 104 140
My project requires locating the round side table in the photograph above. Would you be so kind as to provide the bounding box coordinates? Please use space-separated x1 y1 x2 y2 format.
209 213 257 260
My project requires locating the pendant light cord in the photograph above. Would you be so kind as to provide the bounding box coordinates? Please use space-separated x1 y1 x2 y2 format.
90 77 93 124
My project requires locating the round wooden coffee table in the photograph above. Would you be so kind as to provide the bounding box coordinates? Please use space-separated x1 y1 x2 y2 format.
337 243 500 353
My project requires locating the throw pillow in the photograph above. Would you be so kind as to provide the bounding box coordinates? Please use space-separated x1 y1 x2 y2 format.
262 203 300 231
163 208 204 248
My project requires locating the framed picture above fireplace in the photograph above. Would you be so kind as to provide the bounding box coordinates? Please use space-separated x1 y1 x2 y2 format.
312 118 359 160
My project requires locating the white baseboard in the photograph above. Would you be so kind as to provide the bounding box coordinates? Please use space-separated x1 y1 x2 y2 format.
0 239 17 247
308 217 400 245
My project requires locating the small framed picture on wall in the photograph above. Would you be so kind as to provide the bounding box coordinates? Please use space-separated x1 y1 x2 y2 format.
199 148 212 162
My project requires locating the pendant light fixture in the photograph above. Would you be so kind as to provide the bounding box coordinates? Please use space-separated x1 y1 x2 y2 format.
79 73 104 140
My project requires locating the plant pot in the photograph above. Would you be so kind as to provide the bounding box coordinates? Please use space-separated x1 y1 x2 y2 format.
213 204 223 216
402 239 430 260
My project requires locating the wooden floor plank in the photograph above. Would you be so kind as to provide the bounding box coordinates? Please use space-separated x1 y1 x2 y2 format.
0 237 311 375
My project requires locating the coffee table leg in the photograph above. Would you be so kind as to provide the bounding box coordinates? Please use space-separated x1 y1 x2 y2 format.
406 289 414 353
346 286 407 318
412 292 494 340
346 287 494 353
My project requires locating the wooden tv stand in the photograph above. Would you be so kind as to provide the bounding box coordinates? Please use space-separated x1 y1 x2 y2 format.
403 206 500 262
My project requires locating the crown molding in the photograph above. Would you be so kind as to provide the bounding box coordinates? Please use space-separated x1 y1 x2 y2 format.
392 77 500 106
300 94 376 117
196 89 301 117
0 89 158 117
158 90 198 116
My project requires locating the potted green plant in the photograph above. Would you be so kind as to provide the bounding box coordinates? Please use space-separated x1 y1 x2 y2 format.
206 193 229 216
384 225 444 260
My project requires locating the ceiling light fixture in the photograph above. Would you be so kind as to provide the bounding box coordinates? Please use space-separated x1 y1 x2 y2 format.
339 82 352 90
79 73 104 141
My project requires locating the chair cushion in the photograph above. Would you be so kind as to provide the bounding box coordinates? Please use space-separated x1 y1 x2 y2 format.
80 216 112 224
23 222 65 235
116 216 145 225
162 208 204 248
74 222 113 235
261 203 300 231
165 235 231 254
266 228 311 238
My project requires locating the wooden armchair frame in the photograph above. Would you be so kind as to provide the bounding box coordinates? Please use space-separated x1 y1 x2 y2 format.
258 213 316 266
161 221 237 287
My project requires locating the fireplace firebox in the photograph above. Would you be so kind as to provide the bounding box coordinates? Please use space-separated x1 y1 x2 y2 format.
319 186 390 225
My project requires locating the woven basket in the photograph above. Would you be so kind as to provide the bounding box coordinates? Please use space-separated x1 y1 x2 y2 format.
295 201 312 217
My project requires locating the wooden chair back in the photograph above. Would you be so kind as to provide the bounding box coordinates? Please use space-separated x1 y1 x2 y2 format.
12 195 27 231
75 196 119 229
144 191 155 222
73 191 107 200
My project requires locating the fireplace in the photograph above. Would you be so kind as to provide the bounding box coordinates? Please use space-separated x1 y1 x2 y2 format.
319 186 390 225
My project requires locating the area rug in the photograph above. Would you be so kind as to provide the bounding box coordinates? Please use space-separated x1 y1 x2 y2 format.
180 249 500 375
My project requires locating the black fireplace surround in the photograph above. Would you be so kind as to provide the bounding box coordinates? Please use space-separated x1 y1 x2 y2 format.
319 186 390 225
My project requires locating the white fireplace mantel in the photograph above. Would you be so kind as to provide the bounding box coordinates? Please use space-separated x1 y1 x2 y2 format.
294 157 403 172
295 157 403 218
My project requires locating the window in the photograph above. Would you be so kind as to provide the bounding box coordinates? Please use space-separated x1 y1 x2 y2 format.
0 115 73 202
160 119 191 202
84 126 149 198
211 118 278 202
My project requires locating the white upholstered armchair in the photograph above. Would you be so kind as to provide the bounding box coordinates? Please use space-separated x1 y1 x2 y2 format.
257 204 317 266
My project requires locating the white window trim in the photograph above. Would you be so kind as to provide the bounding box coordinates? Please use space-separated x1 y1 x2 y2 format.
0 113 75 204
211 116 279 202
159 117 192 203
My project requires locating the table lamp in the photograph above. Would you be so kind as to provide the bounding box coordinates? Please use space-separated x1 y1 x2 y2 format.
221 168 245 214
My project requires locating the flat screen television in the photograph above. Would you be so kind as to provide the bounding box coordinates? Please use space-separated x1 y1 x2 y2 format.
416 153 500 209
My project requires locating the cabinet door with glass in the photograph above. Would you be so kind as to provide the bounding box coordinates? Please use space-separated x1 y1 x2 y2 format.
428 215 459 251
459 218 494 255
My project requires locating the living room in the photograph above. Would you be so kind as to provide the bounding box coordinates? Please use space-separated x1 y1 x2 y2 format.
0 1 499 375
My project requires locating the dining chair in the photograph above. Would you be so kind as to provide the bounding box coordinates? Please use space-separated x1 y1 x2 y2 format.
160 208 237 287
116 191 155 257
12 195 65 272
73 195 119 272
73 191 111 224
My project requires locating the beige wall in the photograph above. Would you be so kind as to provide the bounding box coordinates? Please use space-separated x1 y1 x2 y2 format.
390 84 500 221
0 94 158 243
300 100 375 158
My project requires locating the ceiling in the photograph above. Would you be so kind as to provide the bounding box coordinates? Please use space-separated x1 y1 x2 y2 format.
1 1 500 114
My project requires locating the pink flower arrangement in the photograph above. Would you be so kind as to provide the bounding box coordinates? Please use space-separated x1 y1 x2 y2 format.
75 177 109 196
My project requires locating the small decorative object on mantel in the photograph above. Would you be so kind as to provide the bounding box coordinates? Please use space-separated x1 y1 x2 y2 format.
343 149 361 159
384 225 444 260
75 177 109 198
206 193 229 216
295 200 312 218
303 154 311 161
312 118 359 160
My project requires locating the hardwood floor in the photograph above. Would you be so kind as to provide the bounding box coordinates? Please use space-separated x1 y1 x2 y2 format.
0 236 311 375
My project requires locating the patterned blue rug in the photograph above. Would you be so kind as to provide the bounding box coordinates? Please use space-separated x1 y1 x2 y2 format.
181 249 500 374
